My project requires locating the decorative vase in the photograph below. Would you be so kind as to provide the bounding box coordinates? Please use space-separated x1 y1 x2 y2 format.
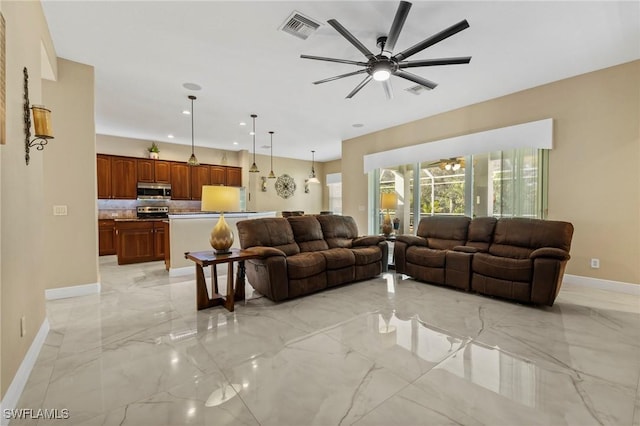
149 152 159 159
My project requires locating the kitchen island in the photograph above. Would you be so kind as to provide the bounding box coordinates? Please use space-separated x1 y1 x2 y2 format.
167 211 276 276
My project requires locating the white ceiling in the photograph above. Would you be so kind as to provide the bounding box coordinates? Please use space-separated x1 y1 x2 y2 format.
41 1 640 162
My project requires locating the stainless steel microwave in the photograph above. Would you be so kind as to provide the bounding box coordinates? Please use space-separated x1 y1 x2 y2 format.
137 183 171 200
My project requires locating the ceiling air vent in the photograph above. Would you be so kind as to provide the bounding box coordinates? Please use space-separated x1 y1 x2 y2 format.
280 11 321 40
405 85 429 95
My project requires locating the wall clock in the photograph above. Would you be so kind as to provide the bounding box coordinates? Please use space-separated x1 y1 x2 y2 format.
275 174 296 199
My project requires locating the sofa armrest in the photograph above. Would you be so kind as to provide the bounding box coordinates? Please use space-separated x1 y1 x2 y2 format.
396 235 427 247
247 246 287 258
530 247 570 261
353 235 384 247
453 245 478 254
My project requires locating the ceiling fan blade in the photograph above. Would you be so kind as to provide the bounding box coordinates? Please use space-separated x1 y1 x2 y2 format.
394 20 470 62
399 56 472 68
327 19 375 60
346 75 373 99
300 54 368 67
383 1 412 56
313 69 368 85
395 70 438 90
382 79 394 100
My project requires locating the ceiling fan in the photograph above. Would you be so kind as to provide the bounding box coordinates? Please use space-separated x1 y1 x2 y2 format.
301 1 471 99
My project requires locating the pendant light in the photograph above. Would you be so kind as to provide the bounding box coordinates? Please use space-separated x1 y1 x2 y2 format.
308 150 320 183
186 95 199 166
268 131 276 179
249 114 259 173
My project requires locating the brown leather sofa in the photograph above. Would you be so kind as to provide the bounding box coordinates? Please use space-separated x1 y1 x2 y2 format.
394 216 573 306
237 215 388 301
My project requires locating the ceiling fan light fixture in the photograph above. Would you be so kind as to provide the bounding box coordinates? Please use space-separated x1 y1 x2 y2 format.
371 62 392 81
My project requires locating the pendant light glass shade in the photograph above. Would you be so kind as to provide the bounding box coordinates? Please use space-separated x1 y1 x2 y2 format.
187 95 199 166
308 150 320 183
268 131 276 179
249 114 259 173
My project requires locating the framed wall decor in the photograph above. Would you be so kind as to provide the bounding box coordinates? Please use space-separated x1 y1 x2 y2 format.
275 174 296 199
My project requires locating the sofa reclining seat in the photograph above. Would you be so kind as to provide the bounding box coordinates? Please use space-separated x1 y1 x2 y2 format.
237 215 388 302
394 215 573 306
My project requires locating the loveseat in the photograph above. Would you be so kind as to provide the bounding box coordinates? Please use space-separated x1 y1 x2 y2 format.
394 216 573 306
237 215 388 301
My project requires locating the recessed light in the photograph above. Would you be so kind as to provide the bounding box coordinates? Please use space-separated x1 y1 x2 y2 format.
167 134 174 138
233 142 239 145
249 131 255 136
239 122 246 126
182 110 190 115
352 123 364 128
182 82 202 91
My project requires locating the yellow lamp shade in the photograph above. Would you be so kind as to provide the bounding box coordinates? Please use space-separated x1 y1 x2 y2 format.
380 192 397 210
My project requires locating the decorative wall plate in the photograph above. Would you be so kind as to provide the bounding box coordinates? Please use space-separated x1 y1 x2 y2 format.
275 174 296 199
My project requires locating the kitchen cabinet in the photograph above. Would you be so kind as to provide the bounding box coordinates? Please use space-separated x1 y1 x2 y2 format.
210 166 226 185
226 166 242 187
97 155 112 199
137 159 172 184
111 156 137 199
115 220 166 265
98 219 116 256
170 162 191 200
190 165 211 200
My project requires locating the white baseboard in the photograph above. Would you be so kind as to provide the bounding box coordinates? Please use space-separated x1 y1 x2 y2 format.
0 319 50 426
563 274 640 295
45 282 100 300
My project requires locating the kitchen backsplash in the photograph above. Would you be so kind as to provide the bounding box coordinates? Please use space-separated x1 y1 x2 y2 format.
98 199 203 219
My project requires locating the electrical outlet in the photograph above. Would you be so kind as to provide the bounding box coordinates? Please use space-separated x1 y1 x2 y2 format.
53 205 68 216
590 258 600 269
20 316 26 337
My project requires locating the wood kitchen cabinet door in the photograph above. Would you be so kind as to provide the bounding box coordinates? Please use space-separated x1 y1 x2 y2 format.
210 166 226 185
116 221 155 264
137 159 155 183
98 219 116 255
110 156 137 199
154 161 171 183
226 166 242 187
190 165 211 200
97 154 112 199
170 162 191 200
153 222 165 260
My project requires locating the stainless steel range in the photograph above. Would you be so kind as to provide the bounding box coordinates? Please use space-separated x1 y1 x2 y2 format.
137 206 169 219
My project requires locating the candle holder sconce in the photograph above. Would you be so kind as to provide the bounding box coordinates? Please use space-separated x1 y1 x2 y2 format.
23 67 54 165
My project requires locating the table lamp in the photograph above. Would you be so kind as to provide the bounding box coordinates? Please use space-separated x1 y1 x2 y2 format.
201 186 240 254
380 192 397 236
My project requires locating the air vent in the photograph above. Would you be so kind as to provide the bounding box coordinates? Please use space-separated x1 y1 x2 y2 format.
405 85 430 95
280 11 321 40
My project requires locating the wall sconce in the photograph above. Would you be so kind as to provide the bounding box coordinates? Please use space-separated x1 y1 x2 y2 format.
261 176 267 192
23 67 54 165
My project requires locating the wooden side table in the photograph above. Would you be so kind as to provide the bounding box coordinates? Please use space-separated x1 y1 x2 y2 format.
184 248 260 312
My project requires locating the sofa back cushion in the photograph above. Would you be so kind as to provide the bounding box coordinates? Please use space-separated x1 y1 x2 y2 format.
287 216 330 252
237 217 300 256
466 217 497 252
417 216 471 250
316 215 359 248
489 218 574 259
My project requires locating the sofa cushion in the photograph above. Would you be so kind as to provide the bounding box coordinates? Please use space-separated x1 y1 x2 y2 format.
287 216 329 252
492 218 574 251
466 217 497 252
316 215 359 248
473 252 532 282
351 246 382 266
237 218 300 256
406 246 446 268
287 252 326 280
417 216 470 250
321 248 355 270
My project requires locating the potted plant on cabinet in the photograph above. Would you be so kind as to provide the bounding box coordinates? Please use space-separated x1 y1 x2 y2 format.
148 142 160 159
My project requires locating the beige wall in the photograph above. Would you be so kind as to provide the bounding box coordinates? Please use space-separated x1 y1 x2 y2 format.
342 60 640 285
245 153 324 215
42 59 98 290
96 134 241 167
0 1 56 397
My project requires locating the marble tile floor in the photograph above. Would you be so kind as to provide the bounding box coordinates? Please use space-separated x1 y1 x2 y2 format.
11 255 640 426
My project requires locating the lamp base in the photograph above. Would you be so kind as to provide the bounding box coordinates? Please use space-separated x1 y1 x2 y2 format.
210 214 234 254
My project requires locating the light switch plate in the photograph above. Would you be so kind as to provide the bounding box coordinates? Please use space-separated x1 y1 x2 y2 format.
53 205 68 216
